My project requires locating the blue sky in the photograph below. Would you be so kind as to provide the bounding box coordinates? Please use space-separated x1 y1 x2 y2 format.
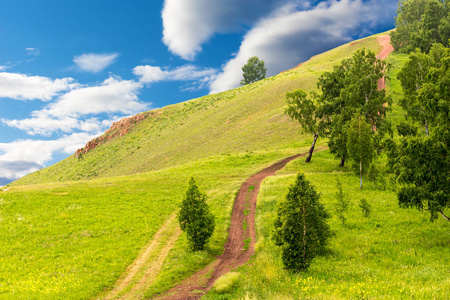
0 0 397 185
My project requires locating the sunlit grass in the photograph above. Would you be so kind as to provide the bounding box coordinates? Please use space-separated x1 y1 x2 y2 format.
205 151 450 299
0 150 302 299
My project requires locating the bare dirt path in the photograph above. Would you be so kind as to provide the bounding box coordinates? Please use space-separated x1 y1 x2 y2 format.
158 148 327 300
377 35 394 90
99 214 181 300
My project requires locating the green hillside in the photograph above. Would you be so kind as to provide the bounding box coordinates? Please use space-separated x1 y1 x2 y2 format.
11 35 382 185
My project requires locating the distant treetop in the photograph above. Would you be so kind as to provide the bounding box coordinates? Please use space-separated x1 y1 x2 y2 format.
240 56 267 85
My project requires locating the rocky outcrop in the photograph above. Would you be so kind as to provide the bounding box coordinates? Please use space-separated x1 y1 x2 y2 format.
75 113 148 157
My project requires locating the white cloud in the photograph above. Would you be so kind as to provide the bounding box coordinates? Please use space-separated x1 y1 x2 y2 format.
46 76 146 116
162 0 288 60
133 64 218 86
0 66 10 71
73 53 119 73
209 0 395 93
133 65 167 82
2 76 149 135
0 72 75 101
0 132 99 180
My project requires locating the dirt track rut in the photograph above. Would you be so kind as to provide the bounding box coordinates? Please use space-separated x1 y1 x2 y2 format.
158 151 315 300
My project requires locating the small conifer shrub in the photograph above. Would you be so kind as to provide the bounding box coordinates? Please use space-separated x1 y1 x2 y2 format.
178 177 215 251
273 173 332 271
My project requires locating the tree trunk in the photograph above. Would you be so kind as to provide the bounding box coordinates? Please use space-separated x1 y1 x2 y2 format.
360 161 363 189
305 133 318 163
439 210 450 221
339 155 346 167
425 119 429 136
302 201 307 266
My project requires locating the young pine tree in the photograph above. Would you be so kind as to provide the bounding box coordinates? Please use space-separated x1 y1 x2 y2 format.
273 174 332 271
334 177 350 224
179 177 215 251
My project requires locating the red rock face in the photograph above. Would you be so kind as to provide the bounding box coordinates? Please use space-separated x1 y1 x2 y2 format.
74 113 148 157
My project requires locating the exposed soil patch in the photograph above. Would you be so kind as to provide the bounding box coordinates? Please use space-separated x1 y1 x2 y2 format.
99 214 180 300
75 113 150 157
158 148 326 300
377 35 394 91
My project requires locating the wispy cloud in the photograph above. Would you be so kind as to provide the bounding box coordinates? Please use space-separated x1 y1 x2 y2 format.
0 132 99 180
0 72 75 101
25 47 40 56
73 53 119 73
133 64 218 90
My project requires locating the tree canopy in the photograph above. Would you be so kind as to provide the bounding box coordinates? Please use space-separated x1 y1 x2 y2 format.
240 56 267 85
285 89 323 162
397 43 449 134
390 0 450 53
389 43 450 222
315 49 391 166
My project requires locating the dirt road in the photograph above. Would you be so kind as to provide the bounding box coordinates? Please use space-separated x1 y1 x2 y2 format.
158 151 316 300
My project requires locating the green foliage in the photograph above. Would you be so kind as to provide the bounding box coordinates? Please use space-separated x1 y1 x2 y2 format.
273 174 332 271
315 48 391 166
390 43 450 222
285 89 320 134
397 44 449 134
347 116 375 189
359 198 372 217
334 177 350 224
240 56 267 85
396 120 419 136
390 0 450 53
285 89 322 162
179 177 215 251
213 272 241 293
391 136 450 222
367 164 379 188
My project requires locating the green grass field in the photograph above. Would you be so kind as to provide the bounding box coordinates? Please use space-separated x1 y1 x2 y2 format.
204 151 450 299
0 149 304 299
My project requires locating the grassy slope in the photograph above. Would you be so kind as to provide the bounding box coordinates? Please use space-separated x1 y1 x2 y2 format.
11 35 381 185
3 34 435 300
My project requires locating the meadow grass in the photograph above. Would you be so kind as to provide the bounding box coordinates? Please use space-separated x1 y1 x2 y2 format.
0 149 306 299
204 150 450 299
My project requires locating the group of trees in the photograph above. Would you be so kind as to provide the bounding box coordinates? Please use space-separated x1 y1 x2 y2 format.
286 49 391 188
388 43 449 222
387 0 450 223
391 0 450 53
275 0 449 272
